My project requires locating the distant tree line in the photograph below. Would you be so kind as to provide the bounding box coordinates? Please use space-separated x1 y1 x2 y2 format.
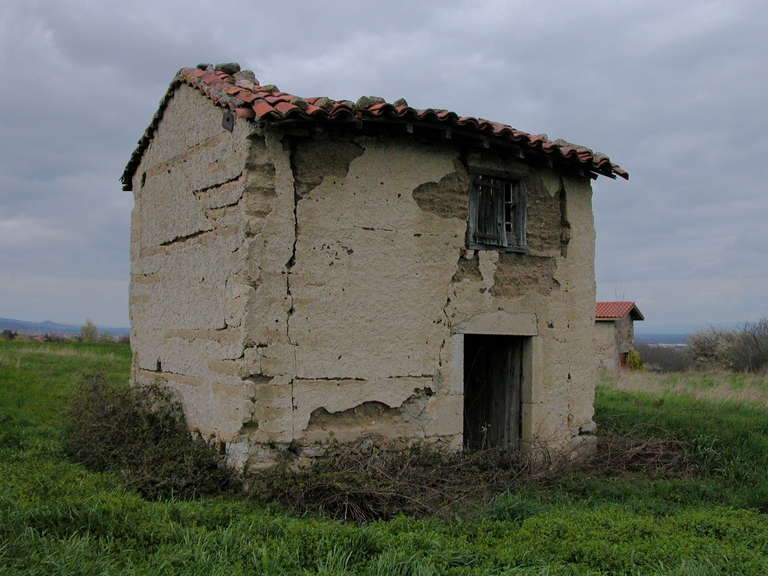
634 343 691 373
0 321 128 344
636 317 768 374
78 319 130 344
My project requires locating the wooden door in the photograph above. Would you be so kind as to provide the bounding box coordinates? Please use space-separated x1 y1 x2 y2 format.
463 335 523 450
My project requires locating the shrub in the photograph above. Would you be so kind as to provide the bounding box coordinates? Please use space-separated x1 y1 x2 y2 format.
687 318 768 373
686 327 735 369
731 318 768 373
64 374 239 499
628 350 643 370
43 332 69 342
79 319 99 343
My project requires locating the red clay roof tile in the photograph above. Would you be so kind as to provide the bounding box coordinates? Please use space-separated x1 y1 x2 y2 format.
122 65 629 190
234 108 255 119
595 302 644 321
234 91 259 104
251 100 276 117
272 101 299 115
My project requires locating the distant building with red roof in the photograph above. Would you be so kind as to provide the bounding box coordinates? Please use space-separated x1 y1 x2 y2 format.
595 301 644 373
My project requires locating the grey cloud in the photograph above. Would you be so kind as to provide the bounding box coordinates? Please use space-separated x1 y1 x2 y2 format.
1 0 767 326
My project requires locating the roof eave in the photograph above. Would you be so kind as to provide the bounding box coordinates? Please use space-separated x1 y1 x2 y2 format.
122 66 630 190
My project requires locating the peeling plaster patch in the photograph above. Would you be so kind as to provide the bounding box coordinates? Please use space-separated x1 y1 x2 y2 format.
292 377 434 433
308 401 403 430
539 166 561 197
288 137 460 381
524 172 563 255
411 159 469 219
478 249 498 290
303 388 434 443
292 138 364 198
452 251 482 282
491 253 559 298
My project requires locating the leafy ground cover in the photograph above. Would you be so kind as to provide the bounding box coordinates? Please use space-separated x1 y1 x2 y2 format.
2 340 768 574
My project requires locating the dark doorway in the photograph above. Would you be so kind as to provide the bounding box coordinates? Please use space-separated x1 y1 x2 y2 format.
463 335 523 450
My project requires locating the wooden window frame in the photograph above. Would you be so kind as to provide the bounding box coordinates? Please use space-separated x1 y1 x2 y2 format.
467 171 527 252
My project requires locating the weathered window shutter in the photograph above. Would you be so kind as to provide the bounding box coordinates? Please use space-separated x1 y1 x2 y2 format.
471 175 505 247
467 173 526 251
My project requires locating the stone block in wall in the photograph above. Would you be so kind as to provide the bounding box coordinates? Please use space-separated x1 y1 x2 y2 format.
422 394 463 438
206 204 245 231
247 376 293 442
521 402 568 448
196 177 245 210
440 334 465 396
455 311 538 336
139 168 214 248
131 327 165 372
567 394 596 428
256 342 297 377
243 273 291 345
241 346 261 377
159 333 244 379
130 234 244 334
224 277 253 328
164 376 217 437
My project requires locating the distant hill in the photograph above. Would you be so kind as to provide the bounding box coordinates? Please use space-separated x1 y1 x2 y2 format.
635 322 742 335
0 318 129 336
634 333 689 345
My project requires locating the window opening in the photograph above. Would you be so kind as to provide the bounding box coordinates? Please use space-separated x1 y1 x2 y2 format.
467 173 526 250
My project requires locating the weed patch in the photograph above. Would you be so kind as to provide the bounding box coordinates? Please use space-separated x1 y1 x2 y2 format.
249 430 695 522
64 373 239 499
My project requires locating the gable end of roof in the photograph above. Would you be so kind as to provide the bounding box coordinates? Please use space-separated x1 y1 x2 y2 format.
595 301 644 321
122 65 629 191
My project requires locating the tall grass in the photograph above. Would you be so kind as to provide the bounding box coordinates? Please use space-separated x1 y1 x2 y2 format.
597 372 768 511
602 370 768 407
3 340 768 574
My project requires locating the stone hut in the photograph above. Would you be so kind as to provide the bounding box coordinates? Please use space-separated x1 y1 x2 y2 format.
595 301 644 374
121 63 628 467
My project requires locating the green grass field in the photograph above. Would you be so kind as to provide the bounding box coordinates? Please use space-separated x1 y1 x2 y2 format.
2 340 768 575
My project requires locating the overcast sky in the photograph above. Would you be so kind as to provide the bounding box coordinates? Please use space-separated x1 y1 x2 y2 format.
1 0 766 329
